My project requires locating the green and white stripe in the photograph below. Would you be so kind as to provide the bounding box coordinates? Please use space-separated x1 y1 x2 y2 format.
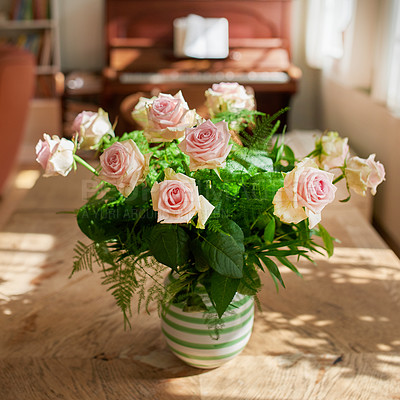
161 293 254 369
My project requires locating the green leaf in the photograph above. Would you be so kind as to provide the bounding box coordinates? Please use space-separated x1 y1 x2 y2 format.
124 184 151 207
220 219 245 252
264 217 276 243
236 172 284 225
276 256 302 277
95 242 117 267
241 172 284 204
318 224 335 257
76 202 123 242
275 143 284 164
191 238 210 272
237 261 262 296
210 271 240 318
182 160 191 176
224 159 248 174
231 149 274 172
182 293 208 312
149 225 190 269
257 254 286 289
201 230 244 278
283 145 295 164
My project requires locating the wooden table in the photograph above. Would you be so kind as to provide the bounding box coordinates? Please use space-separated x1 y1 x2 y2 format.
1 134 400 399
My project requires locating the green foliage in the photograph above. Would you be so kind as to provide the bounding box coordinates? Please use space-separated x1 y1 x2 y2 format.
150 225 190 269
97 130 150 153
71 240 167 328
199 229 244 278
209 272 240 318
264 217 276 243
269 133 297 172
212 108 289 150
230 148 274 172
237 262 262 296
240 109 286 149
212 109 264 129
70 106 338 330
316 224 336 257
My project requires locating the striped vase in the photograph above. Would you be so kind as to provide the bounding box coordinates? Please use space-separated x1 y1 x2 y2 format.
161 289 254 369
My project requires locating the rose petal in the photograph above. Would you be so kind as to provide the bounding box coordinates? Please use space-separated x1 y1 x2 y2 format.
197 195 215 229
273 187 307 225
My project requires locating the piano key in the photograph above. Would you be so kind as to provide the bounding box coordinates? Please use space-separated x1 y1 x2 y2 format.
118 71 290 85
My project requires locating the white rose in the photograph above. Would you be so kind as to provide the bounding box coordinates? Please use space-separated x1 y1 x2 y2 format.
72 108 114 150
205 82 255 117
35 134 74 177
131 95 157 129
345 154 385 196
132 91 201 143
314 131 349 171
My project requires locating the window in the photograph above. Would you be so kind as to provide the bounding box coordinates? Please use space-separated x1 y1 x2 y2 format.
306 0 400 116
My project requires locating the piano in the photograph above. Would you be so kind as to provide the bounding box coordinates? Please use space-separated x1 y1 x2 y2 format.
103 0 301 131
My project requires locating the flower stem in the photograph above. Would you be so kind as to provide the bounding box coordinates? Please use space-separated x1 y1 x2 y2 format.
73 154 99 176
332 173 345 185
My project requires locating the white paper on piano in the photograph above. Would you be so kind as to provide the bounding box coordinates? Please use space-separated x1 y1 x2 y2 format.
173 14 229 59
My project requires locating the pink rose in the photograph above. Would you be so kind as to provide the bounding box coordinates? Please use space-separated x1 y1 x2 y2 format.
345 154 385 196
72 108 114 150
151 168 214 228
178 120 232 171
149 94 184 129
99 139 151 197
134 91 199 142
205 82 255 117
35 134 74 177
273 158 336 229
72 111 95 131
315 131 349 170
211 82 244 95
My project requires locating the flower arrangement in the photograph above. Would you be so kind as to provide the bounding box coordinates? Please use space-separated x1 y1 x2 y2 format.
35 83 385 329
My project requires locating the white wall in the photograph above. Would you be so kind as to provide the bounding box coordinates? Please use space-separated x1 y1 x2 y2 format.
320 77 400 253
57 0 105 71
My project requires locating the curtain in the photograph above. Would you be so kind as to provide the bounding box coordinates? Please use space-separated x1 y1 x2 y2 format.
386 1 400 115
306 0 400 116
306 0 354 68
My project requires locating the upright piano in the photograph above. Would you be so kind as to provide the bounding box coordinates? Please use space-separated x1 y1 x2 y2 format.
103 0 301 130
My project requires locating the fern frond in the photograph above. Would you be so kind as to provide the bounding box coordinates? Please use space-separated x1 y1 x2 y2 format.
70 241 97 277
241 107 289 149
205 219 223 232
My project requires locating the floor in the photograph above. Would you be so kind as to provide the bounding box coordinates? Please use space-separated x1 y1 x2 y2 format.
0 166 41 231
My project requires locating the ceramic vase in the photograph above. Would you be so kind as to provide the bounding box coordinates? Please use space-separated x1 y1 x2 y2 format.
161 288 254 369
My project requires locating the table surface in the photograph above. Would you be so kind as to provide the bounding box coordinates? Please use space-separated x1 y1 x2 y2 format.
1 132 400 400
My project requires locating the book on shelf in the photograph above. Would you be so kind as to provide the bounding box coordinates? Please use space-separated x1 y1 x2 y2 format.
11 0 50 20
7 32 44 65
38 28 52 66
11 0 32 20
33 0 50 20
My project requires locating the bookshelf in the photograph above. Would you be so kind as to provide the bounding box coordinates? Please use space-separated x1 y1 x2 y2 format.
0 0 62 164
0 0 62 98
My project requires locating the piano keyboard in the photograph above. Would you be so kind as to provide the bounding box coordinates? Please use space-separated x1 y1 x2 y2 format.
119 71 290 85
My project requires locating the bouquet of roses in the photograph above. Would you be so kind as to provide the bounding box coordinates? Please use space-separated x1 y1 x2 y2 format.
35 82 385 327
